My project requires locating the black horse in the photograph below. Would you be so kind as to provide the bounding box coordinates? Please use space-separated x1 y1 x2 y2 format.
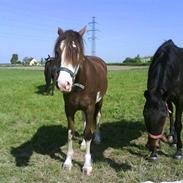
143 40 183 160
44 55 58 95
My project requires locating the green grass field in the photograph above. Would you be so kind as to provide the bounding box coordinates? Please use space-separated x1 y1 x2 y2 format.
0 68 183 183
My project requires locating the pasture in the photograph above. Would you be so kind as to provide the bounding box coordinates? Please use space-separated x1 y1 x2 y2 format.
0 68 183 183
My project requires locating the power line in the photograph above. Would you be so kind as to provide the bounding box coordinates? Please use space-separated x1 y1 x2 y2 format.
88 16 98 56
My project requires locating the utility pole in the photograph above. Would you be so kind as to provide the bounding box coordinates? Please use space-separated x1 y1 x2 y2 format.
88 16 97 56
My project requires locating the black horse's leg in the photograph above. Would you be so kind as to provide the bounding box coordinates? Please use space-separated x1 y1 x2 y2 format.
82 104 95 175
174 103 183 159
51 70 57 96
150 150 158 160
45 71 51 94
51 78 54 96
167 101 177 145
148 140 159 161
52 80 55 96
168 102 174 136
63 106 75 170
45 77 50 93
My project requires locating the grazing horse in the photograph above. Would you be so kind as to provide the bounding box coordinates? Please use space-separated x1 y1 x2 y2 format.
44 55 57 95
143 40 183 160
55 26 108 175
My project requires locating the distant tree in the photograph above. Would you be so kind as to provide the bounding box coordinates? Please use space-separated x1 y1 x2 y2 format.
123 54 152 65
16 60 22 64
134 54 141 63
10 54 19 64
123 57 135 64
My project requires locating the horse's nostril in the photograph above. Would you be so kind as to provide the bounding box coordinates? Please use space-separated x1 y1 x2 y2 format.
66 81 70 86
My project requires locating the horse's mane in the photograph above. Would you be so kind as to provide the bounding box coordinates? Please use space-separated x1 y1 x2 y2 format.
54 30 85 67
150 40 174 66
147 40 180 94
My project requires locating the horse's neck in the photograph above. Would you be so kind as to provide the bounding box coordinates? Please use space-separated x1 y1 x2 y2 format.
75 60 87 85
148 61 178 95
150 59 170 90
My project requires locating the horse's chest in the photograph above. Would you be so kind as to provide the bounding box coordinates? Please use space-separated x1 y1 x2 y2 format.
64 94 90 107
64 92 102 109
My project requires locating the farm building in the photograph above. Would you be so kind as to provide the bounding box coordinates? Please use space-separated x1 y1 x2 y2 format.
29 58 38 66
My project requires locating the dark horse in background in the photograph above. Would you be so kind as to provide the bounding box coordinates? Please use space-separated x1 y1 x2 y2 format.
143 39 183 160
55 26 107 175
44 55 57 95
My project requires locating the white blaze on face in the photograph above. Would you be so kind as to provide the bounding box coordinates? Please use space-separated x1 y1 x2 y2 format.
72 41 77 48
57 41 76 92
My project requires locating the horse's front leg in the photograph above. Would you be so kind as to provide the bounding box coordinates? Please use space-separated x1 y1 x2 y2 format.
146 137 159 161
167 101 177 145
81 110 101 150
63 107 75 170
82 106 95 175
174 104 183 159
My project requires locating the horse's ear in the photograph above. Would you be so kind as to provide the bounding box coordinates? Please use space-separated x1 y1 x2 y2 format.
144 90 149 99
58 27 64 36
79 26 87 36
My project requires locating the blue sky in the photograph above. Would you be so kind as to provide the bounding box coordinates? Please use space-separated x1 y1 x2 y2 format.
0 0 183 63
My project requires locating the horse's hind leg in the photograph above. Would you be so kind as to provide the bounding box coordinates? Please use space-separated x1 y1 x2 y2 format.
80 111 86 150
51 78 55 96
45 73 51 94
45 79 51 93
51 72 57 96
93 99 103 144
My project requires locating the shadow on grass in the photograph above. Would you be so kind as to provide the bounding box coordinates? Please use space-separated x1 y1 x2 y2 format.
11 125 67 166
35 84 47 95
11 120 145 173
91 120 145 172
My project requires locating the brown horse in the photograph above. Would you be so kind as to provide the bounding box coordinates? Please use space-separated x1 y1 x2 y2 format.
55 26 108 175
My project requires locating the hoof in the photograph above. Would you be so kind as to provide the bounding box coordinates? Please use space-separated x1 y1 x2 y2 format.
82 166 92 176
149 152 158 161
175 154 182 160
174 152 182 160
149 156 158 161
171 143 177 148
63 163 72 171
